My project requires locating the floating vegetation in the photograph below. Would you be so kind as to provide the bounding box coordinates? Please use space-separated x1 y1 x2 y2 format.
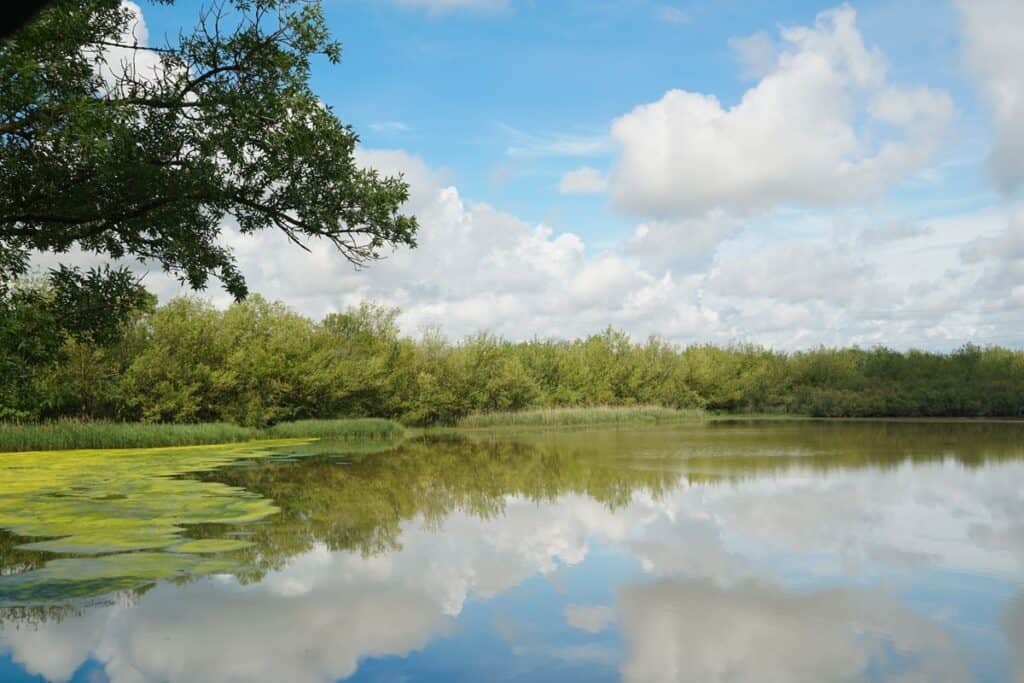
0 440 307 605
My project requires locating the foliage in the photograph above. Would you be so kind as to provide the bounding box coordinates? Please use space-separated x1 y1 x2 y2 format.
0 0 416 298
2 291 1024 426
0 267 151 421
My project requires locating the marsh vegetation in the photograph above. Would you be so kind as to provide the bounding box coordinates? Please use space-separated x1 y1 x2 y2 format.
0 418 406 453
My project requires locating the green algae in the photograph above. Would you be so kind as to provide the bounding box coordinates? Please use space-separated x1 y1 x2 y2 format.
0 439 311 605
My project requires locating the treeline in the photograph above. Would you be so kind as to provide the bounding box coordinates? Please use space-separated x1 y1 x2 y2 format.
2 278 1023 425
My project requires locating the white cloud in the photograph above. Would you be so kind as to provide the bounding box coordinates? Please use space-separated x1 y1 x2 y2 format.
90 1 163 92
27 147 1017 350
625 212 743 274
961 209 1024 313
857 221 932 245
954 0 1024 194
202 148 716 342
609 5 954 216
728 31 776 80
558 166 608 194
709 241 876 306
563 604 616 633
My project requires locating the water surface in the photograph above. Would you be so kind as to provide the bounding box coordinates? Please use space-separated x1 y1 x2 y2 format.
1 421 1022 682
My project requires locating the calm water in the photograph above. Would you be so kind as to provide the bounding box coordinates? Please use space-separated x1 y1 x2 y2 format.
0 421 1022 682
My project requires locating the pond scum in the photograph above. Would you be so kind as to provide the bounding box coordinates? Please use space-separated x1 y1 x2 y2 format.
0 441 297 604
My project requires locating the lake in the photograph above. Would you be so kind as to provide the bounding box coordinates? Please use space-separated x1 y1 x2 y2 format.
0 420 1022 682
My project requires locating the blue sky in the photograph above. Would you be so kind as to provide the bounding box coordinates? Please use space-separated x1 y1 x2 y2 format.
101 0 1024 349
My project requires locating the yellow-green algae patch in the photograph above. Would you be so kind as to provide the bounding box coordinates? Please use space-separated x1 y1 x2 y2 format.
0 439 310 604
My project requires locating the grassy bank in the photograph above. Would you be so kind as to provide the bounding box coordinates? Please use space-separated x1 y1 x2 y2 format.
0 418 406 453
457 405 705 429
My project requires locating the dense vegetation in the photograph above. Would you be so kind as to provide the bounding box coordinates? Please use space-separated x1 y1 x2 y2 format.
3 280 1023 427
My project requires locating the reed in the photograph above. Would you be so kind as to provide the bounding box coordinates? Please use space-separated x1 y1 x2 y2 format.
0 421 258 453
0 418 406 453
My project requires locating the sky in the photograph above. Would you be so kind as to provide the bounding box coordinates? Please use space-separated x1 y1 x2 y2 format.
66 0 1024 349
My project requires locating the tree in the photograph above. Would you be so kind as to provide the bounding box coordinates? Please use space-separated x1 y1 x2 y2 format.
0 265 151 419
0 0 417 298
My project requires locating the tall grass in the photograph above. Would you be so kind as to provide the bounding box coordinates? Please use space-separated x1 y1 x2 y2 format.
457 405 706 429
0 422 258 453
0 418 406 453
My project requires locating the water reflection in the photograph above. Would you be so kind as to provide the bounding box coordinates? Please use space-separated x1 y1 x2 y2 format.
0 421 1022 682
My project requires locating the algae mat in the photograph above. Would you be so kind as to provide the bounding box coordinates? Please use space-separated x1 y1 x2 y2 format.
0 440 308 605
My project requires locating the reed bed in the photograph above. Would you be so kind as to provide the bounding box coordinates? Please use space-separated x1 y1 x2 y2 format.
0 421 258 453
0 418 405 453
457 405 705 429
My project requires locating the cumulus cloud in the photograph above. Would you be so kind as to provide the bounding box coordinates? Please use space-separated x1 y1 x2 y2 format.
203 148 717 342
709 241 878 306
955 0 1024 194
625 211 743 274
91 1 163 91
960 209 1024 313
30 142 1010 349
728 31 776 80
558 166 608 194
609 5 954 216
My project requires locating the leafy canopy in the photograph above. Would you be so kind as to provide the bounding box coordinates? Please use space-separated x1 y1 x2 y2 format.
0 0 417 298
